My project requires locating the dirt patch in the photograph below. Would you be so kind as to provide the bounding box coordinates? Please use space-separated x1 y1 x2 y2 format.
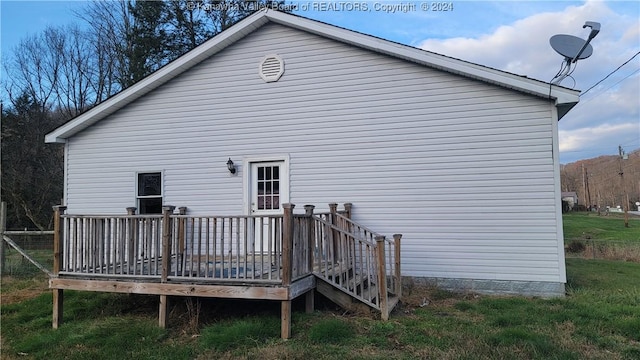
0 276 49 305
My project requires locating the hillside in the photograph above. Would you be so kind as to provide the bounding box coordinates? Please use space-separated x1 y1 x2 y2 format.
560 148 640 210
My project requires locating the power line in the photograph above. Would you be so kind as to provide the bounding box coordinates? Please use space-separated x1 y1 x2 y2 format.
580 51 640 96
580 68 640 103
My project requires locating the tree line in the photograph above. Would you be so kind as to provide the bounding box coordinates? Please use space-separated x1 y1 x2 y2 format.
1 0 283 230
560 149 640 212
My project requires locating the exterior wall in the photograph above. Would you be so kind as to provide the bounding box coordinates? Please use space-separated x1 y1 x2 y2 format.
64 23 565 289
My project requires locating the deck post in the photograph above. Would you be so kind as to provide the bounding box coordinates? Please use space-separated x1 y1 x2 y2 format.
281 203 295 339
342 203 354 260
304 205 315 314
52 205 67 329
161 205 175 282
53 205 67 275
393 234 402 298
282 203 295 286
159 206 175 329
126 207 136 267
177 207 187 274
343 203 352 219
375 235 389 321
304 205 315 274
329 203 338 262
0 202 6 276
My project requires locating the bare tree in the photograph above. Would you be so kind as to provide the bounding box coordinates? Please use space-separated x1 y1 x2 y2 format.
5 27 63 113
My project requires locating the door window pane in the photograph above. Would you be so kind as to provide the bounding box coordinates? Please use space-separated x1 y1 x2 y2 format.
256 165 280 210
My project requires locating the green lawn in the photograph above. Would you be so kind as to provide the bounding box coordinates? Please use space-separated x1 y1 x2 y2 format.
563 212 640 242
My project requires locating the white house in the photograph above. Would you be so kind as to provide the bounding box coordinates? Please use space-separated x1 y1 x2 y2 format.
45 9 579 297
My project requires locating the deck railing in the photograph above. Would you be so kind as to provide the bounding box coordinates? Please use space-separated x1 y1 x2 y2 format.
54 204 319 283
171 213 284 283
54 206 291 284
52 203 400 313
58 213 164 278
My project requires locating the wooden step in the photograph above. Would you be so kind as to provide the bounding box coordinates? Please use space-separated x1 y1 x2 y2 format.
316 278 373 315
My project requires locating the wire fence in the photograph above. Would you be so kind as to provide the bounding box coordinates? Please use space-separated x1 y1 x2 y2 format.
565 238 640 262
1 233 54 277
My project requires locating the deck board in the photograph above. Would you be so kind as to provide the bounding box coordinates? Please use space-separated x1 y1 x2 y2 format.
49 276 315 300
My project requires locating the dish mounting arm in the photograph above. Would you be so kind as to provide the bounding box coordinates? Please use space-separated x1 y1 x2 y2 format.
572 21 600 63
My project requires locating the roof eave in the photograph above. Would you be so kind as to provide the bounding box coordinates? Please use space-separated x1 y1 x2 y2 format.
264 11 581 117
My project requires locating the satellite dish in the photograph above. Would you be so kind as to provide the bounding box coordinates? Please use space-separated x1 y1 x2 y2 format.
549 21 601 85
550 34 593 60
635 202 640 206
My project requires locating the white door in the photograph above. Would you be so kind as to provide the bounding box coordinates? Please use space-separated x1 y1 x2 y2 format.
250 161 287 253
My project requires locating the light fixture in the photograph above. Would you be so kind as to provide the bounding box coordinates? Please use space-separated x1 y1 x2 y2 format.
227 158 236 174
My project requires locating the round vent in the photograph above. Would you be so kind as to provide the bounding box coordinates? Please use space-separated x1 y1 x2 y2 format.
259 54 284 83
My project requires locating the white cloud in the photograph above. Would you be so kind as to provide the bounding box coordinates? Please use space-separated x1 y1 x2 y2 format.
559 122 638 152
416 0 640 163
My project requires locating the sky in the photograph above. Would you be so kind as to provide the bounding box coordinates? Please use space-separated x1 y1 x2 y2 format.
1 0 639 164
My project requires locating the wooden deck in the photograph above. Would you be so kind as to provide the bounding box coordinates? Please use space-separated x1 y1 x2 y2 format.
50 203 401 339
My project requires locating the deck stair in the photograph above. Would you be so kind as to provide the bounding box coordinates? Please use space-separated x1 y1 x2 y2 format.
315 266 401 318
307 204 402 320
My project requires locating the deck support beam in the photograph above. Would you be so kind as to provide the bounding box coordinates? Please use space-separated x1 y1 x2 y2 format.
52 289 63 328
52 205 67 329
305 289 314 313
281 300 292 339
159 295 169 328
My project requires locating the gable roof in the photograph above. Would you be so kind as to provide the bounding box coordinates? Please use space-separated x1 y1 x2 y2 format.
45 9 580 143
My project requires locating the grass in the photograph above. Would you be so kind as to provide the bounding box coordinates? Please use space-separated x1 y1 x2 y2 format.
562 212 640 242
1 212 638 359
2 259 639 359
563 212 640 262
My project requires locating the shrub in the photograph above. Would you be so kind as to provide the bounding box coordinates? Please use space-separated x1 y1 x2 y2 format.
567 240 586 253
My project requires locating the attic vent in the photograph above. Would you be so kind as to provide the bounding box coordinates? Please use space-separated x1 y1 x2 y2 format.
259 54 284 82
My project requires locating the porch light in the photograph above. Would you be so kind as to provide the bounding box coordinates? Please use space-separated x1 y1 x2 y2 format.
227 158 236 174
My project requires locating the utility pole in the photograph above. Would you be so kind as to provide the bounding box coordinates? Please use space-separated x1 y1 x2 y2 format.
582 163 586 209
585 166 592 210
619 145 629 228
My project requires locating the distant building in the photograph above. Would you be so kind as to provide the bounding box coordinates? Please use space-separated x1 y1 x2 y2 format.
561 192 578 211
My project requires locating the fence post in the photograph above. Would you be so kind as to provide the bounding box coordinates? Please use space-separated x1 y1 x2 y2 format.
393 234 402 298
0 202 6 276
375 235 389 321
281 203 295 339
52 205 67 329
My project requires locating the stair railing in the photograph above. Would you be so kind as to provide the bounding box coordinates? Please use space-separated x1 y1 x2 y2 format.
310 204 402 316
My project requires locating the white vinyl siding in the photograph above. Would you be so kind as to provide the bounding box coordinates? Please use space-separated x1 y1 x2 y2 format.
64 23 564 283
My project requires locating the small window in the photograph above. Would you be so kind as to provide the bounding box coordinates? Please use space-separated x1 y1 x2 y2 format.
137 172 162 214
